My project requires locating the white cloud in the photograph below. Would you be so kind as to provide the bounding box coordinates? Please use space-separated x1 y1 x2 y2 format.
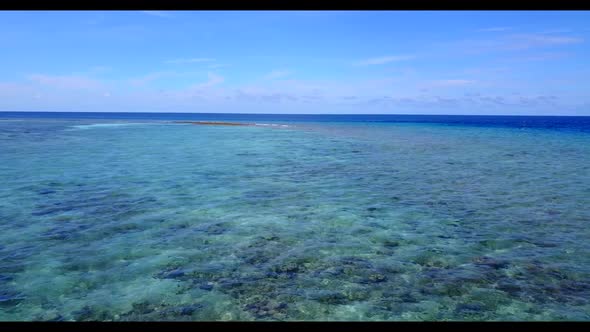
506 34 584 50
456 33 584 54
27 74 104 90
128 71 176 87
509 52 570 62
541 29 574 34
192 72 224 89
356 55 414 66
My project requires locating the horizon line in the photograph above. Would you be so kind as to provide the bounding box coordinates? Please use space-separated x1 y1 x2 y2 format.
0 110 589 117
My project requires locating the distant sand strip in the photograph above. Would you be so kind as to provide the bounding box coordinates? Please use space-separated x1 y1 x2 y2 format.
174 121 254 126
174 121 290 128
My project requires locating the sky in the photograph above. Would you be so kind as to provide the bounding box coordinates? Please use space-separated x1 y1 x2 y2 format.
1 10 590 115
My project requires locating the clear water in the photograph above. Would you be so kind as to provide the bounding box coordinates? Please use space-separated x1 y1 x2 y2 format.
1 113 589 321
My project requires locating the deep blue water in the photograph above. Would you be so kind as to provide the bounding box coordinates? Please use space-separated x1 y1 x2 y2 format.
2 112 590 132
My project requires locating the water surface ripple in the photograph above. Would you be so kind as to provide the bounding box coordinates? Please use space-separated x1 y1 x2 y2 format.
0 115 589 321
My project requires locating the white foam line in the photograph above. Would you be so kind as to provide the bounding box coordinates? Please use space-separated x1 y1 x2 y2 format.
67 122 161 130
254 123 291 128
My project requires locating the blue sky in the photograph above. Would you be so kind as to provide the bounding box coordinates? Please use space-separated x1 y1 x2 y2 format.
1 10 589 115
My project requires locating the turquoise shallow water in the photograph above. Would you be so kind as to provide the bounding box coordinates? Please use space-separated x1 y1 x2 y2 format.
1 116 590 321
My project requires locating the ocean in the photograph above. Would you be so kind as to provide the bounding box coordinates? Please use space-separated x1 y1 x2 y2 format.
1 112 589 321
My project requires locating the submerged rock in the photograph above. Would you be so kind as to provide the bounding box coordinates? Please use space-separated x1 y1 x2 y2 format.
365 273 388 283
382 240 402 248
198 283 214 291
0 290 25 306
560 279 590 293
318 266 345 277
477 239 518 250
131 301 156 315
273 261 303 274
472 256 510 270
495 281 523 296
261 234 280 241
240 249 277 265
72 306 95 320
119 301 204 320
466 289 511 311
271 257 314 276
155 267 187 280
47 314 66 321
178 304 203 316
414 252 452 268
244 299 288 319
419 282 468 297
0 274 13 282
455 302 485 313
194 222 229 235
217 278 244 291
398 292 419 303
310 291 349 305
338 256 374 268
342 288 371 302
